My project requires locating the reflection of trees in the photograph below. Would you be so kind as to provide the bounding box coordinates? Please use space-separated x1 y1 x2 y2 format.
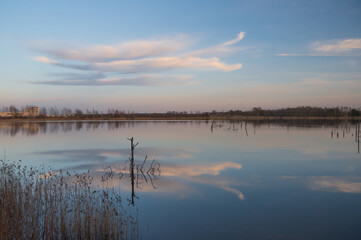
75 121 83 131
0 121 156 136
49 123 60 133
0 123 41 136
1 121 359 143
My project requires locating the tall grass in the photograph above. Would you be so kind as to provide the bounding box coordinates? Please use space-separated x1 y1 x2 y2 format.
0 159 138 240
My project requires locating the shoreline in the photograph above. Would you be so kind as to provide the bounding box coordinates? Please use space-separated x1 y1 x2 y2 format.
1 115 361 122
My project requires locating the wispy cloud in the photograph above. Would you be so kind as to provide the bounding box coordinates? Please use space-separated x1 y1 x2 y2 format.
33 73 195 86
221 31 246 47
311 38 361 55
32 32 245 86
34 56 242 73
34 56 58 64
162 161 242 177
277 38 361 57
35 36 191 62
310 176 361 193
189 31 247 57
92 57 242 72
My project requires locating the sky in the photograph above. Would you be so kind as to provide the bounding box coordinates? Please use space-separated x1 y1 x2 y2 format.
0 0 360 112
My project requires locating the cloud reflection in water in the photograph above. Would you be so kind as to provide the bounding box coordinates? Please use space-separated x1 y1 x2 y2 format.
32 147 244 200
310 176 361 193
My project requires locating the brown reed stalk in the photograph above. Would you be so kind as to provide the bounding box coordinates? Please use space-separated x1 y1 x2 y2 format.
0 159 138 240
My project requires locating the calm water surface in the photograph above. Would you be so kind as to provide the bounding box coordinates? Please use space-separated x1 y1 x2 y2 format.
1 120 360 239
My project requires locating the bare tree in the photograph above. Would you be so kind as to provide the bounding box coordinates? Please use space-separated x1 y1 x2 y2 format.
61 108 72 116
40 107 47 116
75 109 83 118
9 105 18 118
48 107 59 116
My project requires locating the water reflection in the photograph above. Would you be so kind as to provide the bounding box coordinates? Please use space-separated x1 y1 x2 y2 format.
0 120 358 136
105 142 162 206
99 162 245 201
125 137 160 206
310 176 361 193
209 120 361 154
33 147 194 169
33 146 244 201
279 175 361 194
1 120 361 239
0 121 207 136
2 120 360 154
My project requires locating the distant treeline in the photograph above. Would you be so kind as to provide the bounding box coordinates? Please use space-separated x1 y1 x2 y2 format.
0 105 360 119
224 106 360 117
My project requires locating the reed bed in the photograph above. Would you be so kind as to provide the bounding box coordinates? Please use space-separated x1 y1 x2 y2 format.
0 159 138 240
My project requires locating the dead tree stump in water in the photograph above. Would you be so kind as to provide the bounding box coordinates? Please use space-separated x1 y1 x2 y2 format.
127 137 139 206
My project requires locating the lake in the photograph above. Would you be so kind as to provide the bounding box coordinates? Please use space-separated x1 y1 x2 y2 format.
0 120 360 239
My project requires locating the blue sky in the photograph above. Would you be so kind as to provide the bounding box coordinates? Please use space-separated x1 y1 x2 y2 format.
0 0 360 112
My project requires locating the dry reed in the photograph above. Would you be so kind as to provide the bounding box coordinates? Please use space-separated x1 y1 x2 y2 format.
0 159 138 240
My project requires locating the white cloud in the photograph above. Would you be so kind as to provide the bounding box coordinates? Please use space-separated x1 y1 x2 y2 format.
221 31 245 46
311 38 361 55
34 56 58 64
188 31 247 57
277 38 361 57
34 55 242 73
38 37 190 62
33 73 196 86
92 57 242 72
32 32 244 86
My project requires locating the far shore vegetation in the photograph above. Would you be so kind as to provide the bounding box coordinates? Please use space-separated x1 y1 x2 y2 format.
0 105 360 121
